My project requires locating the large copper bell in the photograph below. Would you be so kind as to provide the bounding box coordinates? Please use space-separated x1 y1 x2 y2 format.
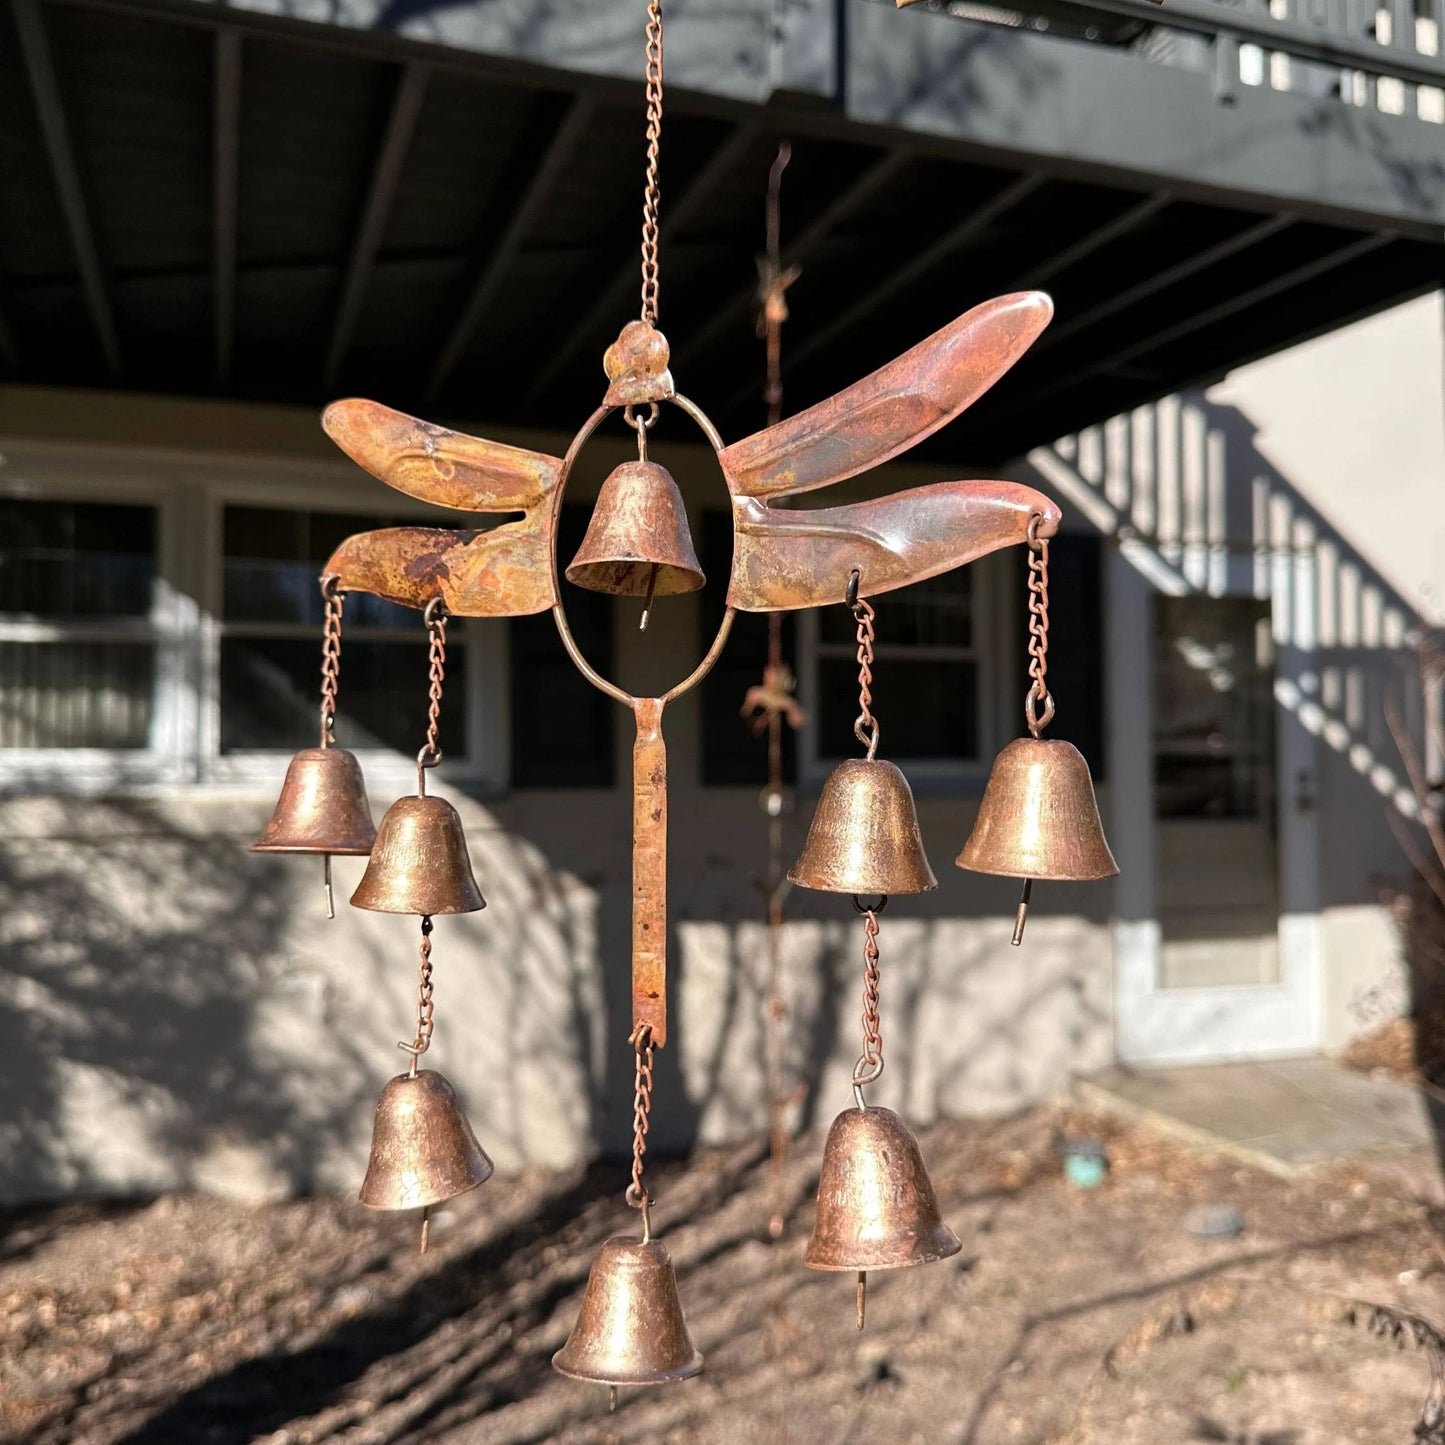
253 746 375 855
789 759 937 895
957 737 1118 941
565 460 705 600
350 794 485 914
553 1237 703 1387
360 1069 494 1213
807 1105 961 1327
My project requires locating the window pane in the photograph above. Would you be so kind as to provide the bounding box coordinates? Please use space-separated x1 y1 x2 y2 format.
0 641 154 748
817 656 978 761
0 500 156 617
220 637 466 754
818 570 972 649
511 505 615 788
222 507 435 628
698 511 797 787
1153 596 1275 819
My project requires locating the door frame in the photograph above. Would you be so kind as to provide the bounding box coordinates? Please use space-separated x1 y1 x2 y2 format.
1108 541 1324 1064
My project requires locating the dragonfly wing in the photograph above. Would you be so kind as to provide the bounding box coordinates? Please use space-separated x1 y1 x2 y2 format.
719 292 1052 500
323 399 562 513
325 519 558 618
728 481 1059 611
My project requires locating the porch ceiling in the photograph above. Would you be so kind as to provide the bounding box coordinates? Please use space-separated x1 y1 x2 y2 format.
0 0 1441 466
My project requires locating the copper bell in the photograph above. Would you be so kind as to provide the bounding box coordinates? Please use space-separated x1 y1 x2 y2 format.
361 1069 493 1226
553 1237 703 1388
806 1105 961 1327
253 747 375 917
789 759 937 895
350 795 486 915
565 460 705 603
957 737 1118 943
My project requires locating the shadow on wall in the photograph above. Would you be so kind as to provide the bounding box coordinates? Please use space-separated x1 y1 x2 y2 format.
1027 390 1443 1152
0 795 374 1203
1028 392 1431 914
0 786 615 1205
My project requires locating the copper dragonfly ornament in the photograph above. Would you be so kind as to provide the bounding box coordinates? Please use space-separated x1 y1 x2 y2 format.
319 288 1061 1047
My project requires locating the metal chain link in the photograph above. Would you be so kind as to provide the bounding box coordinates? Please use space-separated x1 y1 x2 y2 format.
639 0 664 324
625 1023 655 1237
849 573 879 759
851 899 886 1108
1024 515 1055 737
319 575 344 747
417 598 447 786
400 916 435 1075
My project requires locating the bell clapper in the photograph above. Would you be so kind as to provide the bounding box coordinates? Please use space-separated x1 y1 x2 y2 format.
609 1386 618 1414
857 1271 867 1330
324 852 335 920
640 562 659 632
1012 876 1033 946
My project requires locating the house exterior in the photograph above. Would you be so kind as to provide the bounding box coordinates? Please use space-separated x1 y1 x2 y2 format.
0 0 1441 1202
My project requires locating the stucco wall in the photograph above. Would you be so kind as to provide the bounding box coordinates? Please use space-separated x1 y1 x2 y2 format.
1210 292 1443 1049
0 777 1113 1204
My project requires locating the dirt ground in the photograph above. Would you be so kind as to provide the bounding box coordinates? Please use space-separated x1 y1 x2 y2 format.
5 1105 1445 1445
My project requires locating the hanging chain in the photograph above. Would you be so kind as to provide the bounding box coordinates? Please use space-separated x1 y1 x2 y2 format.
625 1023 656 1239
400 916 435 1075
1024 515 1055 737
851 896 887 1108
847 570 879 760
639 0 665 324
417 597 447 789
319 575 344 747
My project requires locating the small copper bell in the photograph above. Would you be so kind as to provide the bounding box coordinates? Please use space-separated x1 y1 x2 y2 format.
565 460 705 619
361 1069 494 1222
957 737 1118 943
807 1105 961 1328
553 1237 703 1388
789 759 937 895
253 747 375 917
350 795 485 915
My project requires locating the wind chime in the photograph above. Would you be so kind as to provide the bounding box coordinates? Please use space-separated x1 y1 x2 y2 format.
252 0 1117 1401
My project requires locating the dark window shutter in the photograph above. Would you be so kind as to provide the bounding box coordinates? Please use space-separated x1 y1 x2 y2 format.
1015 532 1105 779
509 505 616 788
699 510 798 787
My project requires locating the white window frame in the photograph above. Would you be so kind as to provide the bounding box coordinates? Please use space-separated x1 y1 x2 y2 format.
0 439 507 796
0 447 194 791
795 551 1016 794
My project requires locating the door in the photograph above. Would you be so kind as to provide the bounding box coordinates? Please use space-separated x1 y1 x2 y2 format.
1110 547 1322 1064
1154 596 1280 990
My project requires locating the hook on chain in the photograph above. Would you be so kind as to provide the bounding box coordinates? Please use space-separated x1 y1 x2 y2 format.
319 574 344 749
847 570 880 761
623 402 659 462
625 1023 655 1239
397 915 435 1077
639 0 664 324
1023 516 1055 738
849 894 887 1109
416 598 448 794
